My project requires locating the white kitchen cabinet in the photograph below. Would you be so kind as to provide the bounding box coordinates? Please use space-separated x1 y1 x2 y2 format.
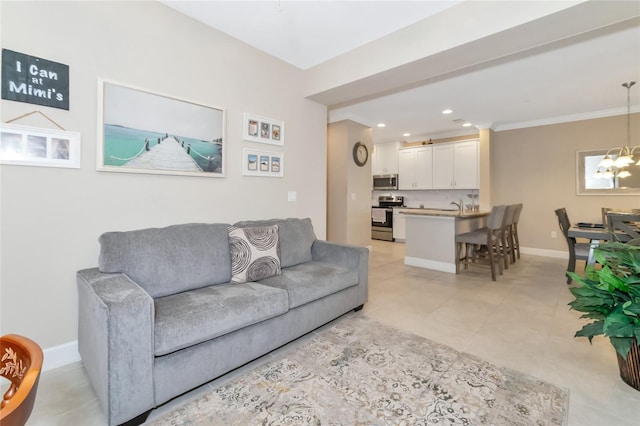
432 144 454 189
372 141 400 175
432 140 478 189
453 141 479 189
393 208 406 240
398 146 432 190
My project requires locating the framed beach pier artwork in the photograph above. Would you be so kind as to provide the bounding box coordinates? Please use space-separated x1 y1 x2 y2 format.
97 80 225 177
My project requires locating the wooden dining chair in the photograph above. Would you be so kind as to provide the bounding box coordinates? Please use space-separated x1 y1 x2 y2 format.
0 334 44 426
555 208 590 284
455 205 507 281
606 213 640 242
602 207 640 225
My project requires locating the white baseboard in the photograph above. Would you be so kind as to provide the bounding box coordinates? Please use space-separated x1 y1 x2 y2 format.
405 256 456 273
43 340 80 372
520 247 568 259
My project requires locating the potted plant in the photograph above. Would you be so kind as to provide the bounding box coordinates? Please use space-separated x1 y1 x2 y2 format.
567 241 640 391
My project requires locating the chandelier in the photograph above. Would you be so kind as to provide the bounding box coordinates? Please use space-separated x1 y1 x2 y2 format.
595 81 638 179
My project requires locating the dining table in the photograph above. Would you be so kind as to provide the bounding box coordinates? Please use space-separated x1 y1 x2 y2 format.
568 223 636 264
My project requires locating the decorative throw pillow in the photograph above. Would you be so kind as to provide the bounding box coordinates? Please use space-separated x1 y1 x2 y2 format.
228 225 281 283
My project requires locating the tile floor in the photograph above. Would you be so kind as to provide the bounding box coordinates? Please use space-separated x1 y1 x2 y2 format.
26 240 640 425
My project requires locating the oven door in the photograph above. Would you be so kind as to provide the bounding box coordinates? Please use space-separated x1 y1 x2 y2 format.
372 207 394 241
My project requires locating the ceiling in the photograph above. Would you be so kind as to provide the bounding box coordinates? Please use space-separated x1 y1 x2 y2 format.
161 1 640 143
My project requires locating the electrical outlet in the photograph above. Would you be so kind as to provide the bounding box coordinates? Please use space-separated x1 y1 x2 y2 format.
551 231 557 238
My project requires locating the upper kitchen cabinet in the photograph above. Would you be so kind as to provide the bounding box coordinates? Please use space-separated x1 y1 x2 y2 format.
433 140 478 189
398 146 433 190
372 141 400 175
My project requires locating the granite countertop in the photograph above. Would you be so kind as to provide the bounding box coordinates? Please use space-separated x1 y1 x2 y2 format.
399 208 490 218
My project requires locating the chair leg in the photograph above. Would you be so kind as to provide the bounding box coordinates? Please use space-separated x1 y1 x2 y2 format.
488 242 496 281
465 244 471 269
455 242 461 274
501 231 509 270
509 228 516 264
566 252 576 284
497 240 504 275
513 226 520 259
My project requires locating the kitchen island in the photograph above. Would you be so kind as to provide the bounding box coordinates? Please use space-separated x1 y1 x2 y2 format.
401 209 490 273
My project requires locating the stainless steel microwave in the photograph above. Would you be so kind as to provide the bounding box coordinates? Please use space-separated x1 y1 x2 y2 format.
373 174 398 190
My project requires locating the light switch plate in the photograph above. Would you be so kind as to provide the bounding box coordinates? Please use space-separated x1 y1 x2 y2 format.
288 191 297 202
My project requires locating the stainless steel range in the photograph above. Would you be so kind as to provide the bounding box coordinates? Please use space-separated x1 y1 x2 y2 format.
371 195 404 241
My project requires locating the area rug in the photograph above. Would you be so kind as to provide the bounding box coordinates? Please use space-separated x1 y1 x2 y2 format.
151 316 569 425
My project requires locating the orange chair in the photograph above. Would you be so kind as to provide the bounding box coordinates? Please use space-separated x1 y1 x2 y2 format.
1 334 43 426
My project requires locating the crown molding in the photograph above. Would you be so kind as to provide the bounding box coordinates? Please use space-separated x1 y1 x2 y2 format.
494 106 640 131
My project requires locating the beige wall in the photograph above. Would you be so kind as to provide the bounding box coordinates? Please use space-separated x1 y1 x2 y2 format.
492 113 640 254
0 2 327 353
327 120 372 246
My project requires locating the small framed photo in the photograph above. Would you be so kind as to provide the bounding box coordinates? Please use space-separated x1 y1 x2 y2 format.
243 113 284 146
0 123 81 168
242 148 284 177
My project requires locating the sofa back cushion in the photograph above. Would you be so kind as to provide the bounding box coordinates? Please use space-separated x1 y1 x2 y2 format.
99 223 231 298
232 218 316 268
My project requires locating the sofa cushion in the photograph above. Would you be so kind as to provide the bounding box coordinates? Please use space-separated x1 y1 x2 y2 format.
232 218 316 268
229 225 281 283
258 261 358 309
153 282 289 356
99 223 232 298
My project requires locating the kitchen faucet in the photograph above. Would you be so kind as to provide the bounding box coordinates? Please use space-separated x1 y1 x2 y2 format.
450 200 463 214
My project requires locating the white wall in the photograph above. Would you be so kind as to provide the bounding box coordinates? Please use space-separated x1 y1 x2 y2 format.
0 2 327 354
327 120 372 246
491 113 640 254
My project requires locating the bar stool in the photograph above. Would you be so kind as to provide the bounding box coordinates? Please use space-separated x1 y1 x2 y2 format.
511 203 523 260
501 204 518 269
455 205 507 281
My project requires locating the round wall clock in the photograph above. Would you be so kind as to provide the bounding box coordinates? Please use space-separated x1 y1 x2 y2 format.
353 141 368 167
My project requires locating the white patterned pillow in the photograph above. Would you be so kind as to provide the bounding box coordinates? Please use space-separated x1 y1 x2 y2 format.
228 225 281 283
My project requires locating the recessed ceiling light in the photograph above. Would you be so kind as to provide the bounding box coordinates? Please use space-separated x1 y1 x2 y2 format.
377 123 386 128
442 109 453 114
403 133 411 137
463 122 473 127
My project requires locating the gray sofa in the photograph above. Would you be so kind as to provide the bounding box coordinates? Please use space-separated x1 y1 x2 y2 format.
77 218 368 426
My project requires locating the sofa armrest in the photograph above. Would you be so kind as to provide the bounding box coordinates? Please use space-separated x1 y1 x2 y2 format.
311 241 369 305
77 268 155 426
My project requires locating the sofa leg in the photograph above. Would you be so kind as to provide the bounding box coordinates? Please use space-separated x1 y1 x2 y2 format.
354 304 364 312
118 410 152 426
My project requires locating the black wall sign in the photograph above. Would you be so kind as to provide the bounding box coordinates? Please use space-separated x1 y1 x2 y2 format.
1 49 69 110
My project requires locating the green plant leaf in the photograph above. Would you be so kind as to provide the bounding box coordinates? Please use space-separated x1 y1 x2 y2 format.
603 312 634 337
609 336 633 358
598 265 629 292
574 321 604 341
569 242 640 358
622 301 640 317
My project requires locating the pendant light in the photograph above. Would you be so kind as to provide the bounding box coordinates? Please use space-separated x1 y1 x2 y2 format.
596 81 638 177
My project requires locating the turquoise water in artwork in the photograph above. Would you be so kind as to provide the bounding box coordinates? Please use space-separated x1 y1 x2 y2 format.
103 125 222 173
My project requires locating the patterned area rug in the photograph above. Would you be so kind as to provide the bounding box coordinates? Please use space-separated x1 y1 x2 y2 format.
151 316 569 425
